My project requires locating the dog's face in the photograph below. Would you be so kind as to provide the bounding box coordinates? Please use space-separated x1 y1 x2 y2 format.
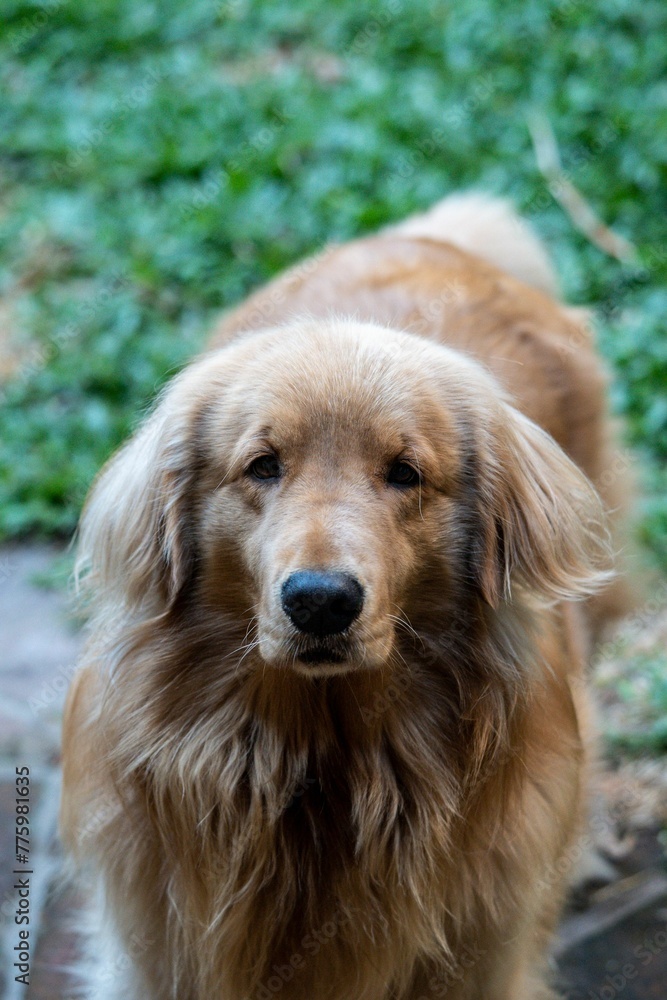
81 321 608 677
195 323 467 674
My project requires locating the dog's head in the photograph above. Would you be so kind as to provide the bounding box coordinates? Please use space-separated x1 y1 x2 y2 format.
78 320 610 675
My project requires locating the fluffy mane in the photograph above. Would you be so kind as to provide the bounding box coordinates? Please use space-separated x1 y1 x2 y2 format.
75 583 555 1000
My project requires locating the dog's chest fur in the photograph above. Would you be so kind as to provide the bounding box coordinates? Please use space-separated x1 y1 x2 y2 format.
138 662 510 1000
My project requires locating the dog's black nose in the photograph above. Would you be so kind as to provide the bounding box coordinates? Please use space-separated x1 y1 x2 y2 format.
281 570 364 636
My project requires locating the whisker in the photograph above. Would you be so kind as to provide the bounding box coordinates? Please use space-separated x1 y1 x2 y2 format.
387 608 425 652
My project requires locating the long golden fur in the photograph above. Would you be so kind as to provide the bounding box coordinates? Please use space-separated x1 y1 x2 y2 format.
61 194 628 1000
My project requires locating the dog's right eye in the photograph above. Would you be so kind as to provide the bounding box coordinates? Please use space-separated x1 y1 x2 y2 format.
247 454 282 481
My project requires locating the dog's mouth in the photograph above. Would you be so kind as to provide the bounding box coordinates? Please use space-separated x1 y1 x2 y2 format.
291 637 351 669
258 622 393 675
296 645 347 666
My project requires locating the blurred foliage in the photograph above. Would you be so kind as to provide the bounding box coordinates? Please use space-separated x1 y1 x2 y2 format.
0 0 666 555
606 651 667 753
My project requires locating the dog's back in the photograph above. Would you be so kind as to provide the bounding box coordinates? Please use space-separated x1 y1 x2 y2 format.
213 193 597 464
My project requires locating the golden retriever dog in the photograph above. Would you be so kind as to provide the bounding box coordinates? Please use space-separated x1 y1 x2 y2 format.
61 194 629 1000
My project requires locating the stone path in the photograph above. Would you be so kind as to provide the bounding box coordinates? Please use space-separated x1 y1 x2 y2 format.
1 545 666 999
0 546 82 1000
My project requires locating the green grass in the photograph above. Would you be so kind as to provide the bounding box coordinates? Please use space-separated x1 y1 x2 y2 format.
603 651 667 754
1 0 666 555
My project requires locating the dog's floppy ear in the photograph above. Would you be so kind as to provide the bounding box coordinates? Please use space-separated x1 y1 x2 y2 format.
476 404 612 608
76 370 201 613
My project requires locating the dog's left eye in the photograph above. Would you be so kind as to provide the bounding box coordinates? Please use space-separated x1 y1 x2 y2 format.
247 454 282 481
387 461 421 487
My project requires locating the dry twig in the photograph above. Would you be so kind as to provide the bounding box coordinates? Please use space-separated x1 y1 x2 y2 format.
528 112 638 263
